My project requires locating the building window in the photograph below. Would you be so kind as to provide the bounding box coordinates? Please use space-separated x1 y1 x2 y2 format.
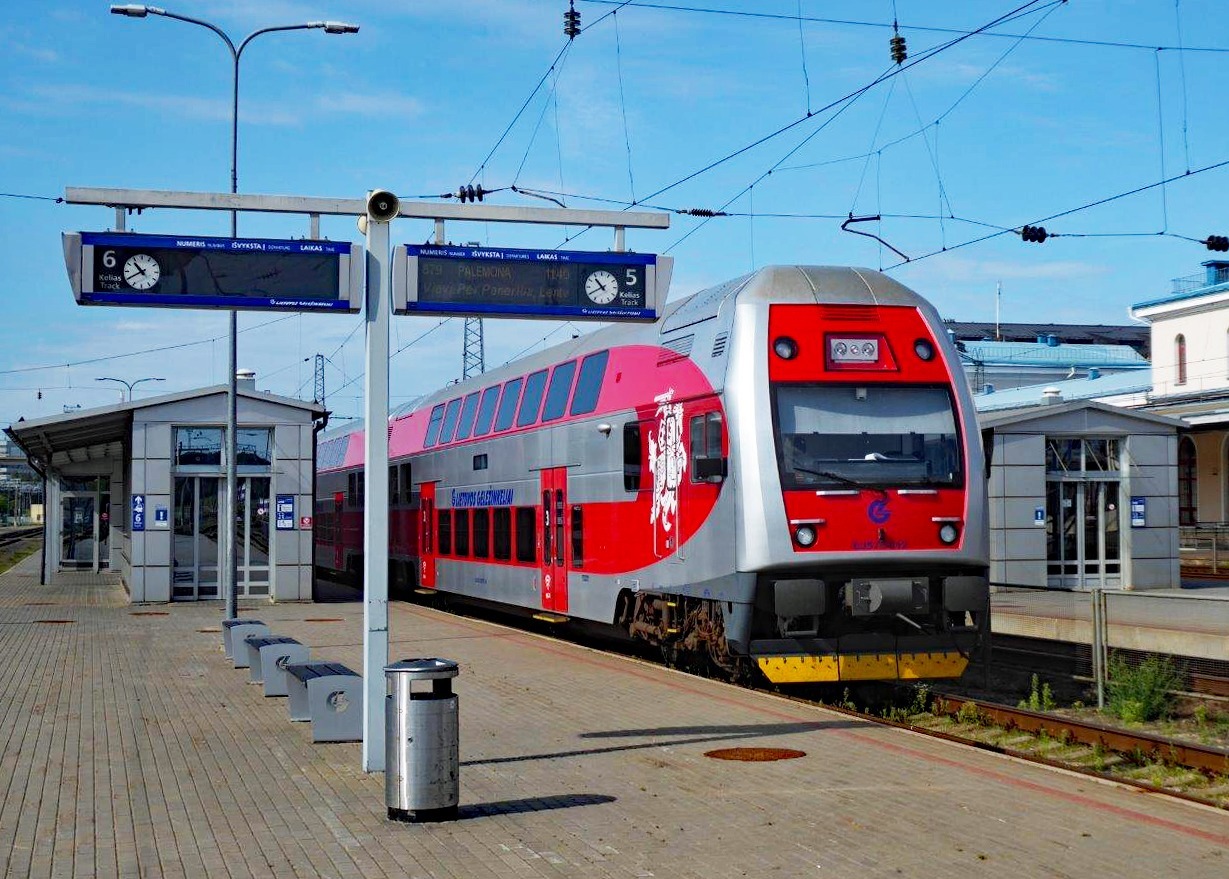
1179 436 1197 526
174 427 223 468
235 428 272 468
1175 334 1187 386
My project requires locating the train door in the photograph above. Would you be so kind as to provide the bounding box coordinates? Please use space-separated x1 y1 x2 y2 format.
539 467 569 613
420 482 437 588
332 492 344 572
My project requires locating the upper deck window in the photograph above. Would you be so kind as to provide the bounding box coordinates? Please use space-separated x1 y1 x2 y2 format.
569 350 609 415
473 386 500 437
439 398 463 444
541 361 577 422
494 378 524 432
455 392 480 440
423 404 445 447
773 384 962 489
516 369 548 427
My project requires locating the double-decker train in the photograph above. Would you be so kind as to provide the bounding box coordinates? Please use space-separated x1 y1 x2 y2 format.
315 265 988 684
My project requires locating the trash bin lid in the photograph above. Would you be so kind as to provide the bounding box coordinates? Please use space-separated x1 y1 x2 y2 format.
384 657 459 680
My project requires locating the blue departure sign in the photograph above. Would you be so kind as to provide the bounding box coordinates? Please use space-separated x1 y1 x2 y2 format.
63 232 363 313
392 244 671 322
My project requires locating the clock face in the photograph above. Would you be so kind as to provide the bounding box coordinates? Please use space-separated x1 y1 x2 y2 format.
123 253 161 291
584 269 619 305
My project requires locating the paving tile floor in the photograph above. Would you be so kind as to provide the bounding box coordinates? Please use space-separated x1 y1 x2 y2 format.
2 554 1228 879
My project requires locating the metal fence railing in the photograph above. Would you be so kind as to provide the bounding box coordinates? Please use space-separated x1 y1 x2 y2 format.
990 584 1229 706
1179 524 1229 576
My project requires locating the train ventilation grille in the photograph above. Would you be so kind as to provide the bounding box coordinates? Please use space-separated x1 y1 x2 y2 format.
822 305 878 321
657 334 694 364
711 332 728 358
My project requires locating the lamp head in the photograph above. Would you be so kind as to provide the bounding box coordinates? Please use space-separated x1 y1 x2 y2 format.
110 4 150 16
309 21 359 34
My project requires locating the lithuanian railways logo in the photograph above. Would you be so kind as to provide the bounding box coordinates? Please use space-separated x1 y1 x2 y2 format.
648 389 687 536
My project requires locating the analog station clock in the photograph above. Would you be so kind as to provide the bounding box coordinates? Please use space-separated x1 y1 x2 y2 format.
122 253 161 290
584 269 619 305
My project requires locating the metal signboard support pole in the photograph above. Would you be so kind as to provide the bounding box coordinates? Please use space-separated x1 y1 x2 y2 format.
363 211 391 772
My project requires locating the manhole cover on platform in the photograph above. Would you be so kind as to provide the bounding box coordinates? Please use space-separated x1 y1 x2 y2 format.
130 611 169 617
35 619 74 625
704 747 806 762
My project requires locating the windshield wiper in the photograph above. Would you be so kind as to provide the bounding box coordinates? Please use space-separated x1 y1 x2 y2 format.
795 466 887 495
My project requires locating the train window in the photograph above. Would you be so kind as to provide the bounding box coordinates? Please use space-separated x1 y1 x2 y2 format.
623 422 643 491
389 465 400 505
455 392 480 441
541 361 578 422
690 411 725 483
516 369 548 427
570 350 609 415
473 385 500 436
473 509 490 558
494 378 524 432
400 463 412 498
424 404 445 447
357 471 365 505
515 507 537 562
542 491 552 562
439 398 463 444
454 509 470 557
347 473 357 506
493 508 512 560
570 505 583 568
473 454 488 471
438 510 452 555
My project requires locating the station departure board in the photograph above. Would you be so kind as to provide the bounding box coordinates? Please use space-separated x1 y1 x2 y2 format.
63 232 363 313
393 244 669 322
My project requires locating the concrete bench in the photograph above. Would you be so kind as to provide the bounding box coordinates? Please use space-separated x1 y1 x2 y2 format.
283 662 362 743
244 636 310 696
226 621 271 666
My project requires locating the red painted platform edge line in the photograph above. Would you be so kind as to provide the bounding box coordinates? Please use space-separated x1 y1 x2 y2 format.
405 605 1229 846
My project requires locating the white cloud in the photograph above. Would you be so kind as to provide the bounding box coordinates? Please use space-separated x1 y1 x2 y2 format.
316 91 424 118
19 83 303 126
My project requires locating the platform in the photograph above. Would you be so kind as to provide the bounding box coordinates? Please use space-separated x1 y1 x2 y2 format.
2 554 1228 879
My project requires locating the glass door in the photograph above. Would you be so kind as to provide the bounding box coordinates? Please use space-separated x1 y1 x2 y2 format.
60 495 95 568
172 476 221 600
237 477 271 597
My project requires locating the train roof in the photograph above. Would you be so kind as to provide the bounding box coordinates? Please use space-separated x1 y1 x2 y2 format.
393 265 930 420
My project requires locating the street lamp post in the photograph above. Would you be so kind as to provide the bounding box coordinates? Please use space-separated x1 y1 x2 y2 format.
110 5 358 622
95 376 165 402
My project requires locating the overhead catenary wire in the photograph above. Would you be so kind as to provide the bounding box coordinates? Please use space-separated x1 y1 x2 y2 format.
580 0 1229 53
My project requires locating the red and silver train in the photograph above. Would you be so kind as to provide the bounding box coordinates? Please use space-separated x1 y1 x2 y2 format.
316 265 988 684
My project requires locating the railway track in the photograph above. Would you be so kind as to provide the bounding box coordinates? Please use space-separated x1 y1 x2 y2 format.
0 527 41 552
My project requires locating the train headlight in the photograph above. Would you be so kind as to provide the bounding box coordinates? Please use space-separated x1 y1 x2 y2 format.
938 523 960 544
793 525 817 547
914 339 935 361
773 336 798 360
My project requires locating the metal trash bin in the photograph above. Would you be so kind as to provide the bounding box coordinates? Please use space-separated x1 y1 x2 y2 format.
384 658 459 822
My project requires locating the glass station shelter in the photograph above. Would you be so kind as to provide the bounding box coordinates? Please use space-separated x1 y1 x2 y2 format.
5 378 324 602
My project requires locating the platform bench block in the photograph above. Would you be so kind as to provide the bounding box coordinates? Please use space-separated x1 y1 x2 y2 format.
283 662 362 743
244 636 303 685
254 639 311 696
227 622 270 666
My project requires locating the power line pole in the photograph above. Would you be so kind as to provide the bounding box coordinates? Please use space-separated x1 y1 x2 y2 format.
462 318 485 379
314 353 326 407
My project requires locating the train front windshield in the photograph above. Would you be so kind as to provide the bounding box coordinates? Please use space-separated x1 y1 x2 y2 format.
774 385 963 489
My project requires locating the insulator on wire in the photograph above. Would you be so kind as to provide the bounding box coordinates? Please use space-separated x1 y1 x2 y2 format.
457 184 485 203
890 33 907 65
1020 225 1048 244
1206 235 1229 252
682 208 727 217
564 2 581 39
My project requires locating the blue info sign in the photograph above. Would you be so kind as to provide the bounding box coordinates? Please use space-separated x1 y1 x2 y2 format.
275 494 295 531
131 494 146 532
1130 496 1146 528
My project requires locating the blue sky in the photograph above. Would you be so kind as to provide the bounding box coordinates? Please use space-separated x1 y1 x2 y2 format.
3 0 1228 424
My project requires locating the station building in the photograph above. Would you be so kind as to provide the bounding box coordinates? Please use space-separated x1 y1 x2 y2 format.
5 374 324 602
